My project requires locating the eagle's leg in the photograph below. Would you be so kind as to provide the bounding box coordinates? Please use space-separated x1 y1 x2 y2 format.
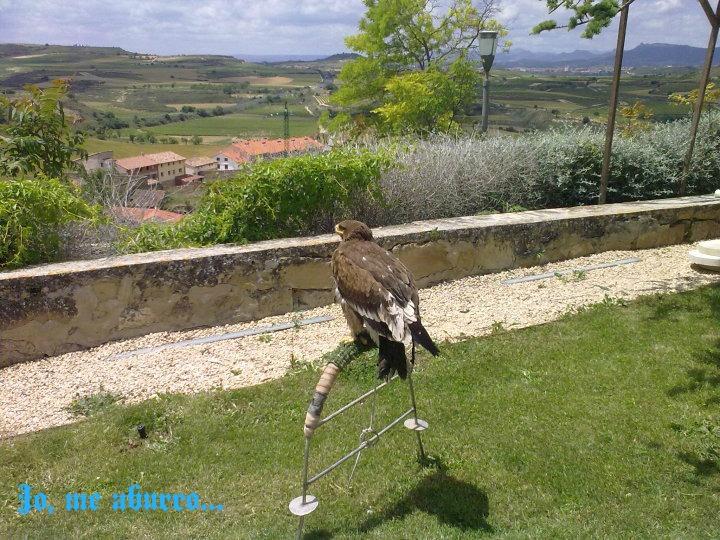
378 336 408 380
341 302 373 347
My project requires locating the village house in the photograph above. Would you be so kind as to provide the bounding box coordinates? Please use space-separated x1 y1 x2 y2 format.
77 150 114 173
213 137 323 171
214 146 249 171
185 156 218 176
114 151 187 187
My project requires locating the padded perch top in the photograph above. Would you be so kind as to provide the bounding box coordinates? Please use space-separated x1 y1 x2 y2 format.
303 340 375 438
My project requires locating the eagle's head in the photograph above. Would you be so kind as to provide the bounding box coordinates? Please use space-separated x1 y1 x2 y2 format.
334 220 374 242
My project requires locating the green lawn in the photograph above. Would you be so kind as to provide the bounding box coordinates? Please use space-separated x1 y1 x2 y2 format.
2 286 720 538
146 112 318 137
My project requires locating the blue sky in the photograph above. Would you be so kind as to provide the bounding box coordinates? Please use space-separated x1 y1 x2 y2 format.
0 0 709 56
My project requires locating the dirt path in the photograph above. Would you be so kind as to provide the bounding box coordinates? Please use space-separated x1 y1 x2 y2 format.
2 243 718 438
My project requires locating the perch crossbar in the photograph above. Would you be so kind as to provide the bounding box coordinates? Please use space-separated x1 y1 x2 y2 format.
289 353 428 539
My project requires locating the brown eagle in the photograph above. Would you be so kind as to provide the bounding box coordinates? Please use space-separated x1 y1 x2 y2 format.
331 220 439 379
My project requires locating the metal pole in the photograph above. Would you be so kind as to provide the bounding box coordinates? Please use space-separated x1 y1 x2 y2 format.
598 2 630 204
296 437 312 540
290 368 431 535
680 1 720 196
307 409 415 485
319 375 396 427
301 438 311 503
348 383 379 486
481 70 490 133
406 373 426 461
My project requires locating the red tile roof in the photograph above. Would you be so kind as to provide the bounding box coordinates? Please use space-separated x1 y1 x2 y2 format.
216 146 250 164
185 156 216 167
110 207 185 224
175 174 203 186
129 189 165 208
229 137 323 158
115 151 186 171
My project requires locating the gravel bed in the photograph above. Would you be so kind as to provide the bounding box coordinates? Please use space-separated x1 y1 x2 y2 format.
2 243 718 438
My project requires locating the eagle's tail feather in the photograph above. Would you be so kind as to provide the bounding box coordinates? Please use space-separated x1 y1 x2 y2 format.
409 321 440 356
378 336 408 380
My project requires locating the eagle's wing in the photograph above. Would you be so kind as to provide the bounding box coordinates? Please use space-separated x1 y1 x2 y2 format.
331 241 417 344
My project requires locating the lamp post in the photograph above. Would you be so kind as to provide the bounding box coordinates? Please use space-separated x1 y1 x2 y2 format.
478 30 498 133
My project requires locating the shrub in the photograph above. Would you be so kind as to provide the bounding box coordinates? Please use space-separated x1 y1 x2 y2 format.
116 114 720 256
0 177 99 269
367 135 542 224
119 149 393 253
0 80 86 179
364 112 720 226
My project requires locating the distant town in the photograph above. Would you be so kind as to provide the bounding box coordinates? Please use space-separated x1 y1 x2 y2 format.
78 136 324 223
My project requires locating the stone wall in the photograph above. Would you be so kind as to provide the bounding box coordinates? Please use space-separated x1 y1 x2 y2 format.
2 195 719 367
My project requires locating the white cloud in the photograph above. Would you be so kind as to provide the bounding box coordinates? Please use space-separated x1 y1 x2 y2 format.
0 0 711 55
653 0 682 12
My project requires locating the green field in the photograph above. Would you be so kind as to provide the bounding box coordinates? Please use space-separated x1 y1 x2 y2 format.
145 112 318 138
0 44 327 146
3 286 720 537
1 44 705 141
83 138 227 159
487 69 696 129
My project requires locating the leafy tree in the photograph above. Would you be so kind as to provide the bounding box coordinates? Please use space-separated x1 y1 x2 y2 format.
333 0 507 133
0 80 86 178
670 82 720 109
319 111 362 139
619 100 653 136
0 176 99 269
531 0 633 38
191 135 203 145
374 58 478 133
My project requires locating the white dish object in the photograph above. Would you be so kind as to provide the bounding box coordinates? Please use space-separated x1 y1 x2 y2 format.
689 239 720 270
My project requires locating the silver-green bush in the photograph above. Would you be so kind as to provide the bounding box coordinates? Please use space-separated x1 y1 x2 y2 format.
362 113 720 226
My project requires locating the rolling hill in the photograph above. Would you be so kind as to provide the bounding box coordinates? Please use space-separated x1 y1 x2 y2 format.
496 43 719 68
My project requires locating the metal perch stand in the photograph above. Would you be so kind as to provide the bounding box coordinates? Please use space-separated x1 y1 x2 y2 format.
288 348 428 539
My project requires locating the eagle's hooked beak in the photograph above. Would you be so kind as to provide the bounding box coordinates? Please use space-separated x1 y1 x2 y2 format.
334 224 344 238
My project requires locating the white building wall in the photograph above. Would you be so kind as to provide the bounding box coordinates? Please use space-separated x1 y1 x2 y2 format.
215 153 243 171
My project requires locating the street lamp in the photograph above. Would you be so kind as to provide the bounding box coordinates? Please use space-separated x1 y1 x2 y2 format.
478 30 498 133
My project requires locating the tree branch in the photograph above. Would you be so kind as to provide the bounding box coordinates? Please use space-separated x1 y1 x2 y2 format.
548 0 637 32
698 0 719 25
548 0 582 15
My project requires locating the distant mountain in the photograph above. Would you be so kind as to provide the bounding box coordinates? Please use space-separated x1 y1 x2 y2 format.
317 53 361 62
617 43 718 67
496 43 719 68
236 52 361 64
496 47 607 66
0 42 130 59
234 53 327 63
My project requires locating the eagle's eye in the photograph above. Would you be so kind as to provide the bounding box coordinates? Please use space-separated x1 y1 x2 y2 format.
334 224 345 236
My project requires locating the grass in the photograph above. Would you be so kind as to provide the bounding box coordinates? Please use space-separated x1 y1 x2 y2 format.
146 112 318 137
2 286 720 537
65 392 122 418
